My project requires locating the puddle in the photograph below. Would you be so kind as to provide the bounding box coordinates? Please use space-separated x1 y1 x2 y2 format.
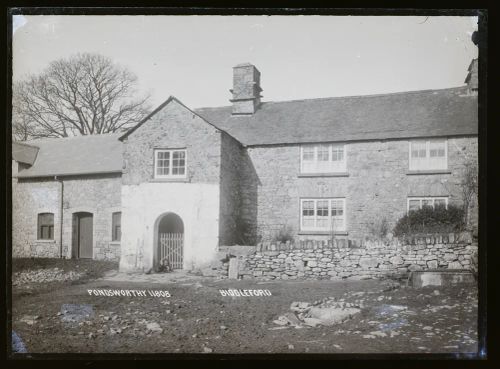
379 319 409 332
60 304 94 323
374 304 407 316
12 331 28 353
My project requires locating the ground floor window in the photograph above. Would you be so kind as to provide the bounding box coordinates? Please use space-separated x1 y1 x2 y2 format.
300 198 346 232
407 197 448 212
112 212 121 241
37 213 54 240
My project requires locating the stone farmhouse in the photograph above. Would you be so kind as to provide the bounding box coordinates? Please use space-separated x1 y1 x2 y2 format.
12 60 478 273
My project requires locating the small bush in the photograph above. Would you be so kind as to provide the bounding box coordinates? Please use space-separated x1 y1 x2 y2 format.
393 205 465 237
272 225 295 244
368 217 390 239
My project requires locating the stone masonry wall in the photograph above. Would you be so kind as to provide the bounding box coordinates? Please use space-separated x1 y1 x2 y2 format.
122 99 222 186
219 132 243 246
218 232 477 280
61 174 122 261
12 173 61 258
12 170 122 261
240 137 478 242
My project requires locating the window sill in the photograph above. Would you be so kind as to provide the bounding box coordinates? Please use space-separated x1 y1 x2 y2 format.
406 170 451 175
35 239 56 243
298 172 349 178
150 178 190 183
109 241 121 245
298 231 348 236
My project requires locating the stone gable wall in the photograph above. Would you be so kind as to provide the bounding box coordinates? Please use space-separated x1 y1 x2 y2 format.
122 100 222 186
240 137 478 242
118 100 227 272
217 233 477 280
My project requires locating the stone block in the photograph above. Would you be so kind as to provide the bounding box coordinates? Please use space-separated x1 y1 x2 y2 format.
359 257 379 269
390 256 404 265
443 253 458 261
448 261 463 269
426 260 438 269
228 258 239 279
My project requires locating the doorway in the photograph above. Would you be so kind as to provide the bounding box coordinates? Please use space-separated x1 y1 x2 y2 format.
72 212 93 258
156 213 184 270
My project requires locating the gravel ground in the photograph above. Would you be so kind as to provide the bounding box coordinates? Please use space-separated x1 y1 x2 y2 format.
11 260 479 355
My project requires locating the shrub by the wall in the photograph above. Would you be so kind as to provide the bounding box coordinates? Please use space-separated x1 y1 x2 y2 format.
368 217 389 239
272 224 294 244
393 205 465 237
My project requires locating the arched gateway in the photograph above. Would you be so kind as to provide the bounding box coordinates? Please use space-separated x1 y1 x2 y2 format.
154 212 184 270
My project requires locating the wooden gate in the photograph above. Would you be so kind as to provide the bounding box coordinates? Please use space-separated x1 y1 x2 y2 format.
159 233 184 270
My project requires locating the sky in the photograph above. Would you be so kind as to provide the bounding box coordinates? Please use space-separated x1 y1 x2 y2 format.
12 15 478 109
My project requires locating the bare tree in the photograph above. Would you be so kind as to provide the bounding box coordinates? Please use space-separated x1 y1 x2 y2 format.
12 91 36 141
12 53 150 140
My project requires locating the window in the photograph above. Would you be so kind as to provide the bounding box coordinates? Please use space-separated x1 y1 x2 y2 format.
409 139 447 171
154 149 187 179
300 198 346 232
37 213 54 240
407 197 448 212
300 144 346 173
112 212 121 242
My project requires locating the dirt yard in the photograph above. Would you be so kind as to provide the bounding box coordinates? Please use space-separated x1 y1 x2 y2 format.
11 258 479 354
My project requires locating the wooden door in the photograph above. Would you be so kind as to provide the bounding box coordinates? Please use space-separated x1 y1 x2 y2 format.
78 213 93 258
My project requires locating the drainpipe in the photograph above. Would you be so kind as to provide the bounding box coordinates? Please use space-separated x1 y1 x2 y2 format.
55 175 64 258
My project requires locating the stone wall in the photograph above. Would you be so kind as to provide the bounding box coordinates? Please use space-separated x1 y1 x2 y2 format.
217 232 477 280
219 132 243 246
13 174 62 258
240 137 478 242
122 98 222 186
12 170 122 261
61 174 122 261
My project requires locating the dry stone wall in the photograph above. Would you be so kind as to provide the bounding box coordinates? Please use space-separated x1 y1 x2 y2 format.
218 233 477 280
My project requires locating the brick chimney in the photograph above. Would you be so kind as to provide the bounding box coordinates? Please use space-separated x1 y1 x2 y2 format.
230 63 263 115
464 58 478 95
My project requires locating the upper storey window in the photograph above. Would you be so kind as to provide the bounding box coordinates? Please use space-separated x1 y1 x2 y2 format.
409 139 447 171
154 149 187 179
300 144 346 174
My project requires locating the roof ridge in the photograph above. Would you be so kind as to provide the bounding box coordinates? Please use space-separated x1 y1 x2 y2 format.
25 132 123 144
12 140 40 148
194 86 469 111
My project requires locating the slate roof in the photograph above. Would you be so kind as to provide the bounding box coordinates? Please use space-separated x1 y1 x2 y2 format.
196 86 478 146
14 133 122 178
13 85 478 178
